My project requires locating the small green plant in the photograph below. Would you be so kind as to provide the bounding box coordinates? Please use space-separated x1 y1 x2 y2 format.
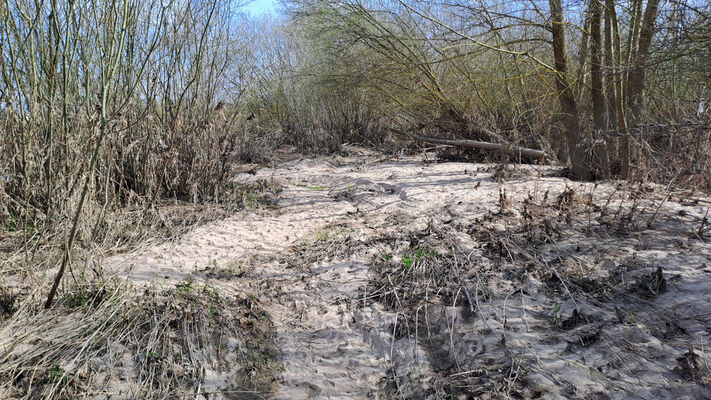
315 230 329 241
146 351 162 363
401 255 414 270
245 192 257 206
175 278 195 295
552 303 561 324
61 282 107 310
415 247 438 259
400 246 437 270
4 213 18 232
220 181 281 209
3 213 39 235
49 364 68 384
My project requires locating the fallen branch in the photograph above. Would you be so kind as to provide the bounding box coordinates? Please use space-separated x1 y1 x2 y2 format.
412 134 546 160
386 127 546 160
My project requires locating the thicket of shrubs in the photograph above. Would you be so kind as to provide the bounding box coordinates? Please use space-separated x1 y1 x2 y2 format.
1 0 709 257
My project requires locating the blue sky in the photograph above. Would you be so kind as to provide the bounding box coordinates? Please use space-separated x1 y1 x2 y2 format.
242 0 279 16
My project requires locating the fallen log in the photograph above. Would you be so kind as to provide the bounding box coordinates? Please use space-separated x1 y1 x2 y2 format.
384 127 547 160
410 134 546 160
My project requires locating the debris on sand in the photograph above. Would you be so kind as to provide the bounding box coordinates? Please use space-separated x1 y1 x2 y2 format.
675 347 705 382
630 266 667 298
10 152 710 399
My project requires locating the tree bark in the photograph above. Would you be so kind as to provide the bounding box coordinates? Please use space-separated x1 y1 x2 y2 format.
578 5 592 91
608 0 631 178
549 0 592 179
627 0 661 121
590 0 610 177
590 0 606 131
625 0 644 94
603 0 617 129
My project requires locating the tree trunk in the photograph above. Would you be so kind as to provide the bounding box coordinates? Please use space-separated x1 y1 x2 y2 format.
608 0 631 178
590 0 610 177
624 0 644 96
578 5 592 91
627 0 661 121
549 0 591 180
603 0 617 129
590 0 606 131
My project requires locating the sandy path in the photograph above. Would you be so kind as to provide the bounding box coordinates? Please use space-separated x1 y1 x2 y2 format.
106 155 401 398
105 151 711 399
106 152 502 398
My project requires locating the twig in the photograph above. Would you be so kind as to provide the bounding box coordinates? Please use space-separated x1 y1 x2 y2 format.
696 208 709 240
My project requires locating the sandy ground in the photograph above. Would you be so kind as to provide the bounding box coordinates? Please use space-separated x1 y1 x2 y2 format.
104 148 711 399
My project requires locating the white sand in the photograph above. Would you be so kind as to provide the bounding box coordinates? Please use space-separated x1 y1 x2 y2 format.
104 148 711 399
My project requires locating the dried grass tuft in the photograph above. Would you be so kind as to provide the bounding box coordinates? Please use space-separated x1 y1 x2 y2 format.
0 279 279 399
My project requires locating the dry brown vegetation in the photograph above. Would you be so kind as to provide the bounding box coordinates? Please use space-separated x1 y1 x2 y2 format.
0 278 279 399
